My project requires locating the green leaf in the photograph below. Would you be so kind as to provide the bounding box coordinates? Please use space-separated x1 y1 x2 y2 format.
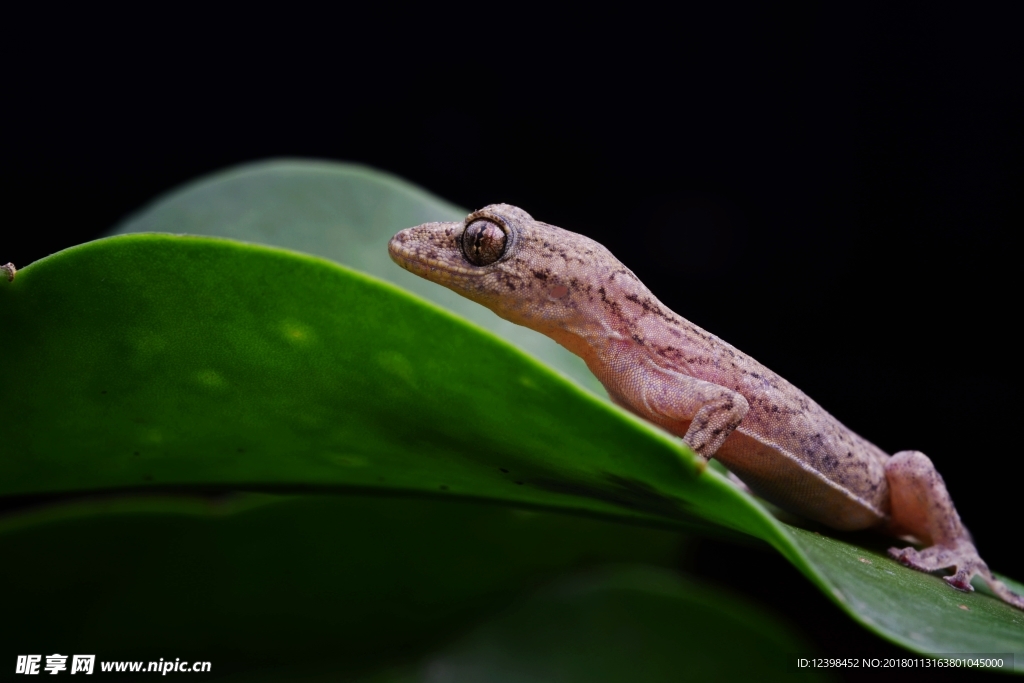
0 235 707 524
0 494 687 677
376 566 831 683
3 230 1022 671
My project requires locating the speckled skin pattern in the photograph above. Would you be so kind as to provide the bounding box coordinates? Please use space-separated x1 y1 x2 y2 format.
1 263 15 282
389 204 1023 609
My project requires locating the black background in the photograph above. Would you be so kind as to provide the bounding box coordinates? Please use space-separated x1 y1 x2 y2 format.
4 4 1020 673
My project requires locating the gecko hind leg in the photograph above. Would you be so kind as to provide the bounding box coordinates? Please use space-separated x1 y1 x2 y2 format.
885 450 1024 609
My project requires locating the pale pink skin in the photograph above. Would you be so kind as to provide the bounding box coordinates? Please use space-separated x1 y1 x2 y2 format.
389 203 1023 610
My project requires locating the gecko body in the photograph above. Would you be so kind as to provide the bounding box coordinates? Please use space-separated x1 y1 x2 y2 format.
389 204 1022 610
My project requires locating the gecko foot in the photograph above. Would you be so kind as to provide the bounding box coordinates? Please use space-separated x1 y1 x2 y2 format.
889 541 1024 609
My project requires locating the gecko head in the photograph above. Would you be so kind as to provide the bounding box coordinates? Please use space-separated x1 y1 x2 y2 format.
389 203 624 328
389 204 530 309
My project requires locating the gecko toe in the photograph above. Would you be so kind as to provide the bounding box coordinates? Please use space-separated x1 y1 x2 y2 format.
943 573 975 592
888 546 920 568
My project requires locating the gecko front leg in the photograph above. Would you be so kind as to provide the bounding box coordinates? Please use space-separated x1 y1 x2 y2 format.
609 365 749 459
886 450 1024 608
683 388 750 458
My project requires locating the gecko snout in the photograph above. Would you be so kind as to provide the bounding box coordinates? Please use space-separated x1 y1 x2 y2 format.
388 221 480 278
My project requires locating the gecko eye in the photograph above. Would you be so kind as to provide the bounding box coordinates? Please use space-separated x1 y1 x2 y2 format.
462 219 507 266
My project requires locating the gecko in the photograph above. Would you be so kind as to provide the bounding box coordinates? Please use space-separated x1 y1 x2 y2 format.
388 203 1023 610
